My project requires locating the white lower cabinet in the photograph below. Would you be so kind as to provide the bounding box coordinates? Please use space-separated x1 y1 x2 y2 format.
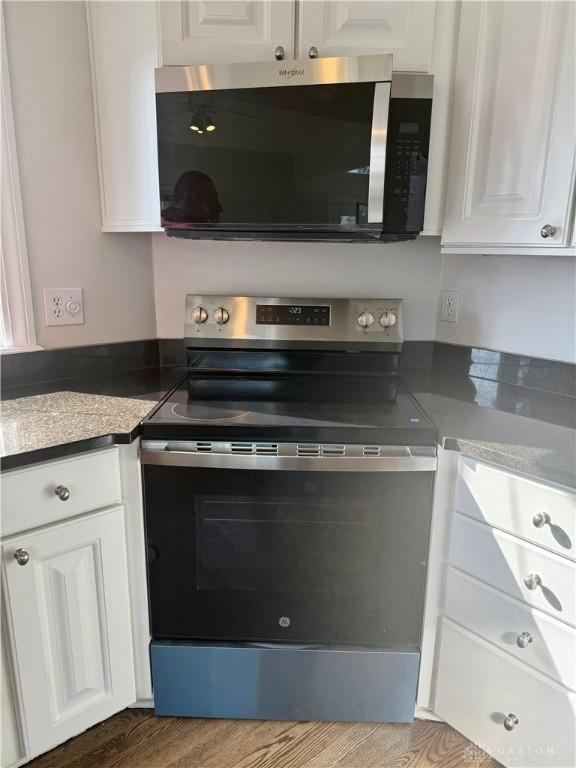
1 628 22 768
436 620 576 768
2 505 135 761
429 456 576 768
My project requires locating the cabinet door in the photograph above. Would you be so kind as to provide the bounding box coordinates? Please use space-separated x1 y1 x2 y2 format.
1 627 22 768
442 1 576 250
2 507 135 760
160 0 295 65
298 1 436 70
87 1 162 232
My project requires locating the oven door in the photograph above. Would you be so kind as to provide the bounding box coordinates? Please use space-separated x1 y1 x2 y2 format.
142 445 435 647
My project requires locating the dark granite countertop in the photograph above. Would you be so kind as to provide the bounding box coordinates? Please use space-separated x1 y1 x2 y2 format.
1 363 575 491
401 369 576 490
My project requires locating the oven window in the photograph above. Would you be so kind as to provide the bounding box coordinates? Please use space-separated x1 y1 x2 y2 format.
196 497 375 593
156 83 375 227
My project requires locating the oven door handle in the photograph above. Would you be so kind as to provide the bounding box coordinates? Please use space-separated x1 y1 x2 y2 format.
140 444 436 472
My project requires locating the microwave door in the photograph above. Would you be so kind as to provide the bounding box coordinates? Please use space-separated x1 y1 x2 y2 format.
367 82 390 225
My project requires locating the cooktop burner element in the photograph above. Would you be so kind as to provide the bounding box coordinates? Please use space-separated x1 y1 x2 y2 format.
171 403 249 422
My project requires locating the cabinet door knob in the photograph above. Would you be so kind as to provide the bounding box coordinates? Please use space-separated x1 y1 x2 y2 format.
516 631 533 649
532 512 550 528
540 224 557 238
503 713 519 731
13 549 30 566
274 46 285 60
54 485 70 501
308 46 319 58
524 573 542 590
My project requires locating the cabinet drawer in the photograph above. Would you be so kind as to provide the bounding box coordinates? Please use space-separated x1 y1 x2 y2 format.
451 513 576 626
1 449 121 536
456 458 576 561
435 619 576 768
445 567 576 690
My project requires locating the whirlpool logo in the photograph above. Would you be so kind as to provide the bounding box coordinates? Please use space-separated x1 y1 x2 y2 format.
278 68 305 78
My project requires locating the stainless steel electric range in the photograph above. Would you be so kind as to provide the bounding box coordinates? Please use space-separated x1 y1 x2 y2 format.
141 295 437 723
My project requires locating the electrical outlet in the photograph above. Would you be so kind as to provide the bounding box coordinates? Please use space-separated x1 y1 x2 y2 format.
44 288 84 326
440 290 459 323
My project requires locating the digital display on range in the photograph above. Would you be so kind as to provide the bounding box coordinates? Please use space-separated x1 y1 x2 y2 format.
256 304 331 326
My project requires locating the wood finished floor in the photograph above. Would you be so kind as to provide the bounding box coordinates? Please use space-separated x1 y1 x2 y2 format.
27 709 502 768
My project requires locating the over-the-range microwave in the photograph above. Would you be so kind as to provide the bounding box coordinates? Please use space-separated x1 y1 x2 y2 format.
155 54 433 243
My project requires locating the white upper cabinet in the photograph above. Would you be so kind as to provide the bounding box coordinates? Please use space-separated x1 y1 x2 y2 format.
3 507 135 760
442 1 576 255
298 1 436 71
160 1 295 64
87 1 162 232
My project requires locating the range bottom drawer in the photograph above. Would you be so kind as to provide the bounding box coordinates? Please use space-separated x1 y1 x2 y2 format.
445 568 576 690
435 619 576 768
151 641 419 723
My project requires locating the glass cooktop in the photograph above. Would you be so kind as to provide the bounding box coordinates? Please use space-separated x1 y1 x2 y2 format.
146 374 434 433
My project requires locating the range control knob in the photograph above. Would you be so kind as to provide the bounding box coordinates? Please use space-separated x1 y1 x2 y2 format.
380 311 397 329
191 306 208 324
357 311 375 329
214 307 230 325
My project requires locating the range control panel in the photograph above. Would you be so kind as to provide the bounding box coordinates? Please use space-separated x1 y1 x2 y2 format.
184 296 404 348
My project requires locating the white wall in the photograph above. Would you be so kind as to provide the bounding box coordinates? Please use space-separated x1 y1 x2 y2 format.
153 235 576 364
438 253 576 363
152 235 444 341
4 1 156 349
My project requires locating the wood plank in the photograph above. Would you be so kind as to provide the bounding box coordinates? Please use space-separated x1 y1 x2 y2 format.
26 709 502 768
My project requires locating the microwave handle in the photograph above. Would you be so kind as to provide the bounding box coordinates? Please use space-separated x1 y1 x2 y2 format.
367 81 391 224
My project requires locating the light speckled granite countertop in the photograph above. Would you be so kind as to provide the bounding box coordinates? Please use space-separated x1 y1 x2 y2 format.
0 368 182 470
0 392 157 456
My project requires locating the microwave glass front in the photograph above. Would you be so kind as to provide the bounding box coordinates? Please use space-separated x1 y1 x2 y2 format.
156 82 377 232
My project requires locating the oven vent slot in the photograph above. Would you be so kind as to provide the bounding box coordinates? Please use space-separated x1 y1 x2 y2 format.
297 445 321 457
255 444 278 456
363 446 381 457
230 443 255 455
195 442 213 453
321 445 346 457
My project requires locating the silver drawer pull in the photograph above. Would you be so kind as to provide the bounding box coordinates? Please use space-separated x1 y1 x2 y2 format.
503 713 519 731
523 573 542 591
54 485 70 501
274 46 285 61
532 512 550 528
540 224 556 238
516 631 533 649
13 549 30 566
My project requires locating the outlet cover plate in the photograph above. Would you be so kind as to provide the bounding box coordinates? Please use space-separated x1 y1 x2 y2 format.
43 288 85 326
440 290 459 323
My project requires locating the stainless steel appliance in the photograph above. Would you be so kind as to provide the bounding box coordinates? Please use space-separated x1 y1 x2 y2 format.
155 57 433 242
141 295 437 722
